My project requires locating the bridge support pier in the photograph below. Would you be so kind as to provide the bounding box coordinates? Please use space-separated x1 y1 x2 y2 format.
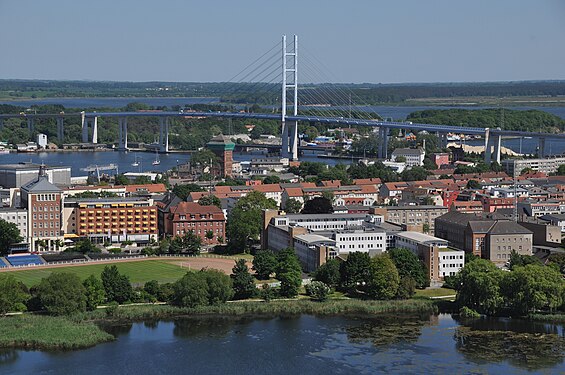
281 121 289 158
539 137 546 157
378 126 389 159
118 118 128 151
81 115 98 143
159 117 169 153
483 128 491 164
27 118 34 133
493 135 501 164
0 118 3 131
56 117 64 140
289 121 298 161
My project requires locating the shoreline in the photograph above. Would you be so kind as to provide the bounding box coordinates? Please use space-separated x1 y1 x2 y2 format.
0 299 436 351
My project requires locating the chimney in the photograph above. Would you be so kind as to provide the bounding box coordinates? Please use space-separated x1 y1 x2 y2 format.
38 163 47 179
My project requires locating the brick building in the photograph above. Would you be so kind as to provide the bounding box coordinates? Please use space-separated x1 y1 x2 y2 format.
20 165 64 252
207 135 235 178
161 201 225 245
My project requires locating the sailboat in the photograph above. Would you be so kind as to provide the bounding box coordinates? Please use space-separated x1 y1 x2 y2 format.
152 150 161 166
131 155 140 167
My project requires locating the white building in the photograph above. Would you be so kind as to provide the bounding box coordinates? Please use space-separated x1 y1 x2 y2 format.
395 231 449 253
391 148 425 167
37 134 48 149
0 208 28 240
438 248 465 278
331 228 387 255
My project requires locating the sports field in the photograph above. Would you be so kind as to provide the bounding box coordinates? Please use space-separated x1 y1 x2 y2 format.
3 257 246 287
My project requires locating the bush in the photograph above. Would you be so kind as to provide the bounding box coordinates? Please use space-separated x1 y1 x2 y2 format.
171 270 234 308
0 274 30 314
106 301 119 317
459 306 481 319
260 284 274 302
305 281 331 302
36 273 87 316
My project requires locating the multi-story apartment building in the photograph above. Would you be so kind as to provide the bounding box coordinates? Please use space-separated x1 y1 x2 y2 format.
391 148 425 167
64 197 158 244
371 205 448 232
435 211 533 264
0 208 28 242
20 166 64 252
162 202 225 245
502 157 565 177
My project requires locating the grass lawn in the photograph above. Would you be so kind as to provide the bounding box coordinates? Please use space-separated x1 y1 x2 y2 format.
414 287 456 299
6 259 191 287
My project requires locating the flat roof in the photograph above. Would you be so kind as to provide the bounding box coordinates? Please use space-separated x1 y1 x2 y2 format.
294 233 335 244
395 231 448 243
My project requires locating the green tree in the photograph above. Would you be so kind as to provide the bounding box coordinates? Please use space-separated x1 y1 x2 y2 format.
36 273 87 315
455 259 504 315
276 248 302 298
284 198 303 214
231 259 256 300
339 252 372 293
520 167 534 175
0 219 23 255
262 175 281 185
198 194 222 208
101 265 133 304
171 272 209 308
190 149 219 169
69 239 99 254
501 264 565 315
143 280 160 298
226 191 277 253
301 196 334 214
466 180 482 189
171 270 233 307
365 254 400 300
305 281 331 301
83 275 105 311
388 248 429 288
169 231 202 255
252 250 278 280
395 155 407 163
173 183 204 200
422 158 438 170
313 259 341 288
556 164 565 176
114 174 130 185
400 166 429 182
508 250 542 270
396 277 417 299
0 274 29 314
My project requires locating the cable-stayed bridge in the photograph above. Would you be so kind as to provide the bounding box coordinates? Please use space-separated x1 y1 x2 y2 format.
1 35 563 164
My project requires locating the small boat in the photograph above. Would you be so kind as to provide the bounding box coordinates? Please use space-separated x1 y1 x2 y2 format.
152 150 160 165
131 155 140 167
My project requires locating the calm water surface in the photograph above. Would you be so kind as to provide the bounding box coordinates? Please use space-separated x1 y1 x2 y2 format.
1 314 564 375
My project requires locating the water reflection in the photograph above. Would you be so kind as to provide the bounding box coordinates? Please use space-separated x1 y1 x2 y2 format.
0 349 18 366
102 323 133 337
172 317 248 339
345 315 434 348
454 325 565 370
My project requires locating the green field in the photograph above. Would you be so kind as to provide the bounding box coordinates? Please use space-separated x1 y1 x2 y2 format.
414 287 456 299
5 259 191 287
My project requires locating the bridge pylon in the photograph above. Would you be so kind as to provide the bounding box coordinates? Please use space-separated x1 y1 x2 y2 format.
281 34 298 160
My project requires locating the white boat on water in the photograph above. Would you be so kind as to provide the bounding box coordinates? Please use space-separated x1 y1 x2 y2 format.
152 151 160 166
131 155 140 167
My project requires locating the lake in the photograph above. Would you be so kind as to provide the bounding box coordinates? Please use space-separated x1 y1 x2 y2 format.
1 314 564 374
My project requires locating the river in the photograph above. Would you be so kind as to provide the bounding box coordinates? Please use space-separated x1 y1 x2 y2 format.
1 314 564 374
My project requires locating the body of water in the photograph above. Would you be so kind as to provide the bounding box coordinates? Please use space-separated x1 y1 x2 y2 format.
1 314 564 374
0 150 349 177
1 97 564 120
0 97 219 109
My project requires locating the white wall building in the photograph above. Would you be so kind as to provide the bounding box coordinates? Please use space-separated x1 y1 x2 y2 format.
0 208 28 240
391 148 425 167
394 231 449 253
37 134 48 149
438 249 465 278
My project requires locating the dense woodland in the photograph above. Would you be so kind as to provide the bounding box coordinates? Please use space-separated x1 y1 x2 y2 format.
1 80 564 105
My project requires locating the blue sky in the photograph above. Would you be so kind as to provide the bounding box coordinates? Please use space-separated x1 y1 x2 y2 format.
1 0 564 83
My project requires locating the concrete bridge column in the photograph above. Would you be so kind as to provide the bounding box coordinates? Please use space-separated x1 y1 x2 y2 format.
91 116 98 144
159 117 169 153
289 121 298 161
81 112 89 143
281 121 289 158
493 134 502 164
56 117 64 140
118 118 128 150
27 118 34 133
539 137 546 157
483 128 491 164
378 126 389 159
0 118 4 131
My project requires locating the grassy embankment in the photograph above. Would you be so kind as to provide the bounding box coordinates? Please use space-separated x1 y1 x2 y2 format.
0 299 436 351
0 315 114 350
